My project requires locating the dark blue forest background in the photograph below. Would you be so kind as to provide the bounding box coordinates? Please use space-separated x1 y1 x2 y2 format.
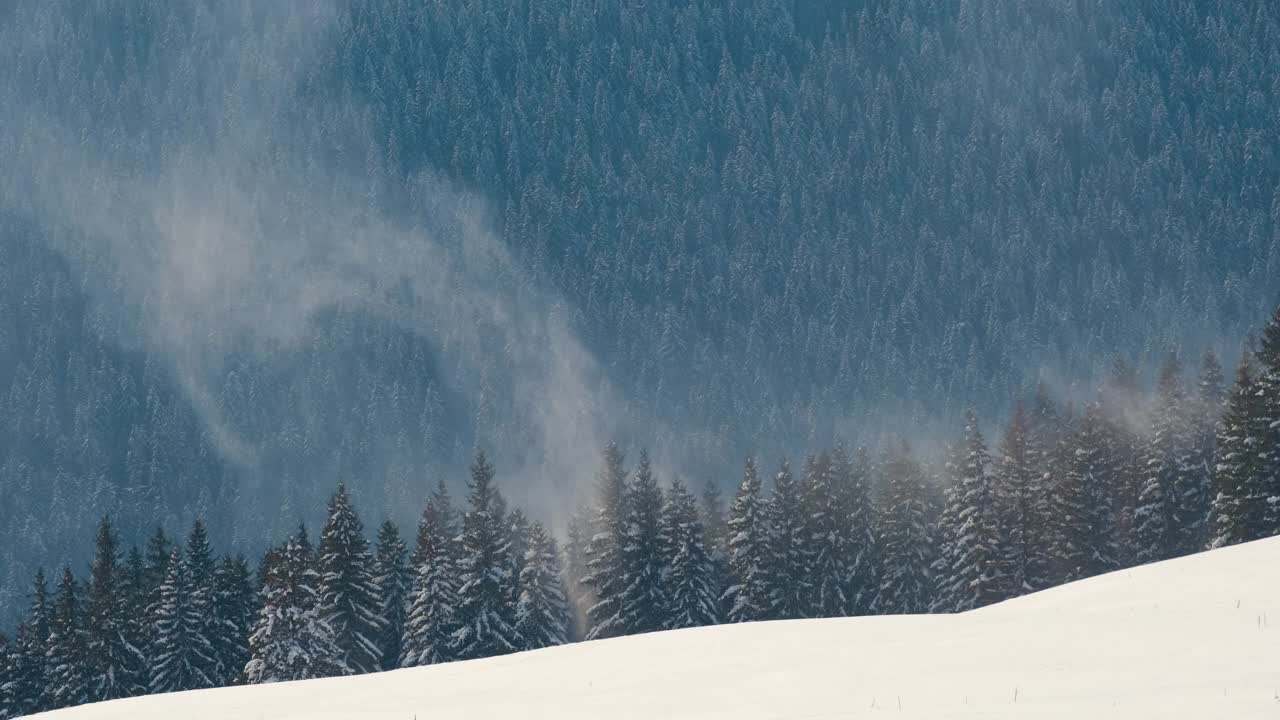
0 0 1277 623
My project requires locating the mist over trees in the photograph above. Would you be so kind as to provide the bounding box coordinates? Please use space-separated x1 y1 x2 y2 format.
4 302 1280 716
0 0 1279 643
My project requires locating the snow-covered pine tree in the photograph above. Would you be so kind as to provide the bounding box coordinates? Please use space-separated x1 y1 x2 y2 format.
724 457 769 623
514 523 571 649
661 475 721 630
1099 358 1145 567
934 411 1008 611
618 450 667 634
182 521 220 690
210 555 255 685
560 505 592 641
1184 352 1225 550
843 447 880 616
119 545 149 687
584 443 630 640
1023 382 1063 588
149 548 215 693
141 526 172 664
83 517 146 702
1256 305 1280 534
46 566 89 710
451 449 520 660
698 478 731 619
371 520 409 672
1051 403 1120 582
245 527 344 683
1210 358 1271 546
2 570 52 716
0 631 12 720
317 483 384 675
994 401 1046 594
875 442 936 614
402 481 459 667
801 452 850 618
763 459 811 619
506 508 532 610
1134 353 1195 563
930 445 964 613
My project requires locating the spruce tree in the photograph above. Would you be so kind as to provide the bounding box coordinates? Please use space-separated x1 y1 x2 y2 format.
1100 359 1144 567
661 476 720 630
875 443 935 614
141 526 173 665
802 452 850 618
150 549 215 693
763 459 811 619
994 401 1046 594
1051 403 1120 582
723 456 769 623
245 527 344 683
451 449 519 660
1211 359 1271 546
372 520 409 671
84 516 146 701
560 505 592 641
514 523 571 650
317 483 384 675
698 478 731 619
843 447 880 616
1134 354 1194 562
402 482 459 667
1256 305 1280 534
618 450 667 634
46 566 88 710
1185 352 1225 550
3 570 52 716
210 556 255 685
1023 382 1063 588
935 412 1008 611
584 443 630 640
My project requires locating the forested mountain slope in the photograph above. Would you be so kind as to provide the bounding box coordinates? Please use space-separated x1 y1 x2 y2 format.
1 0 1278 621
28 536 1280 719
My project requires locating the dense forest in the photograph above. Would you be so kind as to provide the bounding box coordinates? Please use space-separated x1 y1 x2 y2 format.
3 304 1278 716
1 0 1279 637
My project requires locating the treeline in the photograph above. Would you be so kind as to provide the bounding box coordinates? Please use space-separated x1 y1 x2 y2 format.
3 305 1280 715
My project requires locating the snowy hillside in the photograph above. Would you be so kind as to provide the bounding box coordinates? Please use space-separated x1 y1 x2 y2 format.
32 537 1280 719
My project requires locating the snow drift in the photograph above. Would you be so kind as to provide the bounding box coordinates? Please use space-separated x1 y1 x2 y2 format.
31 537 1280 719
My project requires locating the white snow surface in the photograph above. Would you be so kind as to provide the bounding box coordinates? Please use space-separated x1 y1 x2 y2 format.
34 537 1280 719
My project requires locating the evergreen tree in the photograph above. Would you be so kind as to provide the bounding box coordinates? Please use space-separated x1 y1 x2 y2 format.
2 571 52 716
934 412 1008 611
150 549 215 693
661 476 720 630
372 520 409 672
1184 352 1225 550
875 443 935 614
801 452 850 618
1256 305 1280 534
843 447 880 616
317 483 384 675
723 457 769 623
618 450 667 634
245 527 344 683
1100 359 1144 567
994 401 1046 593
84 516 146 701
1050 403 1120 582
451 449 519 660
402 482 459 667
141 526 173 663
514 523 571 650
46 567 88 710
1134 354 1194 562
1211 359 1272 546
698 478 731 619
506 509 532 610
584 443 630 640
1023 382 1063 588
560 505 592 641
763 459 811 619
210 556 255 685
